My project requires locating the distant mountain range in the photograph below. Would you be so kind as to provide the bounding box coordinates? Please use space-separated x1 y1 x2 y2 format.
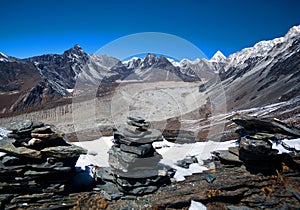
0 25 299 115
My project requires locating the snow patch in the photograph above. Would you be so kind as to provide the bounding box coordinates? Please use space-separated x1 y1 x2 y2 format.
73 135 300 182
273 138 300 153
189 200 207 210
73 136 114 170
66 89 74 93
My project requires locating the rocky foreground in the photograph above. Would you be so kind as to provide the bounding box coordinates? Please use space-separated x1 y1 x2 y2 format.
0 116 299 209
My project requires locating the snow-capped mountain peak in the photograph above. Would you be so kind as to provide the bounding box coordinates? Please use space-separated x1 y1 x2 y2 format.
0 52 9 62
123 56 142 63
286 25 300 38
123 57 143 69
209 50 226 62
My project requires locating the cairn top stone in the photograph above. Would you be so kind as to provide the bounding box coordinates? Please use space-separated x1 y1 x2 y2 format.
114 129 163 145
9 120 33 132
8 120 44 133
127 116 145 123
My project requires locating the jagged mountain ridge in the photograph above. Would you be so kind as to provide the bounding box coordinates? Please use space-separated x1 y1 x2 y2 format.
0 25 300 115
0 46 203 114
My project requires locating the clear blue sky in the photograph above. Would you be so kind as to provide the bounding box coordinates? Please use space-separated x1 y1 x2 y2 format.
1 0 300 59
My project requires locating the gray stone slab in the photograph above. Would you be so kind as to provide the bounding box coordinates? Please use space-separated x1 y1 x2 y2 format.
120 143 153 156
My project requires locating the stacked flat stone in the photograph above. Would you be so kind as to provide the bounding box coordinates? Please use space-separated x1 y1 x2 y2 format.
107 116 173 195
0 120 87 195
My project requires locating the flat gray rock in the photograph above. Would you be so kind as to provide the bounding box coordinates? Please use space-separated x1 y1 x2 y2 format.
41 145 87 158
212 150 243 165
127 116 145 123
96 182 124 200
8 120 33 132
120 143 153 156
116 175 169 188
96 167 115 183
114 129 163 145
118 184 158 195
0 138 42 159
31 126 53 134
112 166 170 179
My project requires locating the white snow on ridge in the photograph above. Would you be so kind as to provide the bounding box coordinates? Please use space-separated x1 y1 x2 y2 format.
0 52 8 62
122 57 142 64
0 52 8 59
166 58 180 67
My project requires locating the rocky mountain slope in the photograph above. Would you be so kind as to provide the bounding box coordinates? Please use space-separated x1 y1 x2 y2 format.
218 25 300 110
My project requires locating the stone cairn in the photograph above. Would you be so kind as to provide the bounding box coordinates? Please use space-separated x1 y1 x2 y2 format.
213 115 300 176
0 120 87 197
96 116 174 197
232 116 300 173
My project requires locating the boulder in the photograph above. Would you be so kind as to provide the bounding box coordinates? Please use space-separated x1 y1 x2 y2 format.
232 116 300 137
239 137 272 154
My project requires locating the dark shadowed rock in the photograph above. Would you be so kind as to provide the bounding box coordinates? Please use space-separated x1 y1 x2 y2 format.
118 185 158 195
7 133 31 140
1 156 21 166
115 175 170 188
239 137 272 154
